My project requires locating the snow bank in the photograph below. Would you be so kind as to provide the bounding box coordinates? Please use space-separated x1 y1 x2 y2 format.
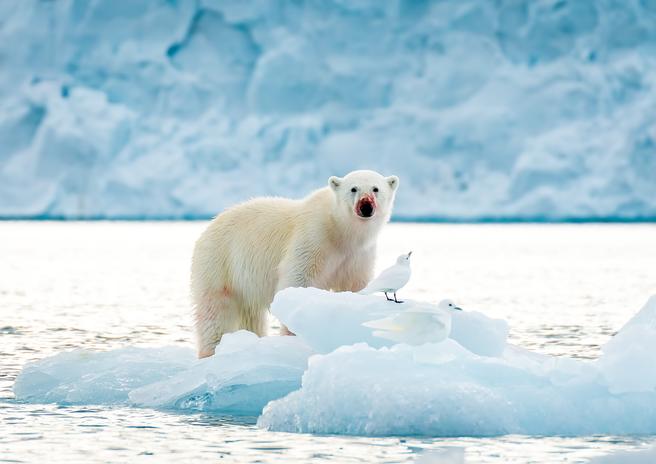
1 0 656 220
13 291 656 437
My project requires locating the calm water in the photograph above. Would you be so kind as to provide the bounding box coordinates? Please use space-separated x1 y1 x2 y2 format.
1 222 655 463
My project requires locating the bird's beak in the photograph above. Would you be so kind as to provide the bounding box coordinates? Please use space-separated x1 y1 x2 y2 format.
407 251 412 257
454 306 463 311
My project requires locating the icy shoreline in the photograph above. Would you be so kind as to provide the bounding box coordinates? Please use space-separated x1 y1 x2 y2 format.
13 289 656 437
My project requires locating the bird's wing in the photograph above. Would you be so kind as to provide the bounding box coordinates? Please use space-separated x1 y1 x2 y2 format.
361 266 410 293
363 311 438 332
392 311 443 329
362 315 403 331
371 329 407 343
368 312 450 344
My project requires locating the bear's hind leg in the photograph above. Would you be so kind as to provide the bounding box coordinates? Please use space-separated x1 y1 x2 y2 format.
193 290 241 359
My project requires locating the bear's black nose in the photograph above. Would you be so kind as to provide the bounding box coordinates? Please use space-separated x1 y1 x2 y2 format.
359 202 373 217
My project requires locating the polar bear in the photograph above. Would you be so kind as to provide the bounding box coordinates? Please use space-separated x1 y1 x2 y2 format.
191 170 399 358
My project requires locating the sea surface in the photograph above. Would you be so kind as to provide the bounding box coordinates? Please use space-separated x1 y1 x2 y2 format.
1 222 655 463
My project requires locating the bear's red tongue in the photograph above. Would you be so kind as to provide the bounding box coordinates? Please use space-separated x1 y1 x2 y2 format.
356 196 376 218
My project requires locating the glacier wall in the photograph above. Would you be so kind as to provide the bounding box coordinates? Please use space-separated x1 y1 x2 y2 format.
1 0 655 220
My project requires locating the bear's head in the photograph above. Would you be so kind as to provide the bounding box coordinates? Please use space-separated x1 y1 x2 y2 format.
329 170 399 224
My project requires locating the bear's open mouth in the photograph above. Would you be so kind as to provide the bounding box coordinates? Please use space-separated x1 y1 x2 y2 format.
356 197 376 219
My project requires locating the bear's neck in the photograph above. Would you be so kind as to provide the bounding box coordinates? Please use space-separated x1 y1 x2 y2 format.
329 210 384 250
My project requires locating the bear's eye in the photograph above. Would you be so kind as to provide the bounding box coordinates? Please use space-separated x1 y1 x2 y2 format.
373 187 379 193
351 187 357 193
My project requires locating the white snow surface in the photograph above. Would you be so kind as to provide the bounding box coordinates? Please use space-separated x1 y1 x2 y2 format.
13 292 656 437
1 0 656 219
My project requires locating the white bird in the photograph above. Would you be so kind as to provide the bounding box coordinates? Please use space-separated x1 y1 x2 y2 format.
437 299 463 312
359 251 412 303
362 302 452 345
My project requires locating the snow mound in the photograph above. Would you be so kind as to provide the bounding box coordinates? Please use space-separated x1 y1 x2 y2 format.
2 1 656 219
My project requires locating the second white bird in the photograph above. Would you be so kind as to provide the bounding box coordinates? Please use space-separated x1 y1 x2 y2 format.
362 303 452 345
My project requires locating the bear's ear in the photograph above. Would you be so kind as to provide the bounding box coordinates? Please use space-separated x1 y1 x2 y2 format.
329 176 343 191
386 175 399 191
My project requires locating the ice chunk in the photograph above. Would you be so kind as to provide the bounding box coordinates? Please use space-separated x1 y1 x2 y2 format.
129 331 313 415
450 307 509 357
13 346 194 404
414 447 465 464
259 295 656 436
258 338 656 436
14 331 313 416
272 287 507 356
271 288 402 353
598 295 656 394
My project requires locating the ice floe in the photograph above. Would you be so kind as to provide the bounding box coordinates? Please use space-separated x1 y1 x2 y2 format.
13 291 656 437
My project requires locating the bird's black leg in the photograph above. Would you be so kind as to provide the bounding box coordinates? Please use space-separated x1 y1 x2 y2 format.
394 293 403 304
385 292 393 301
